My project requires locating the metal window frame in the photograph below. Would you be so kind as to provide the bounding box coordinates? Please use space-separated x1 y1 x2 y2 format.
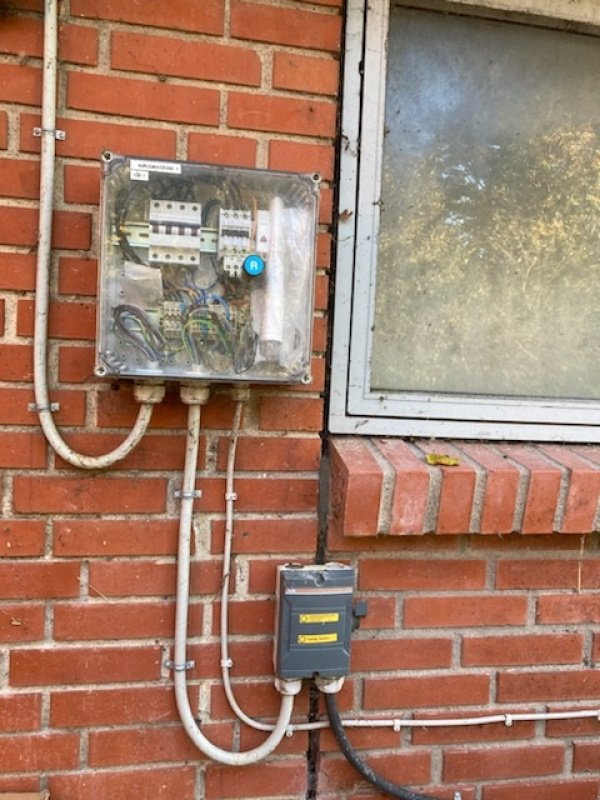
329 0 600 442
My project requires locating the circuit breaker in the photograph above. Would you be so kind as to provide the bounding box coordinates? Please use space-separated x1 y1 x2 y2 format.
275 563 355 681
96 153 320 384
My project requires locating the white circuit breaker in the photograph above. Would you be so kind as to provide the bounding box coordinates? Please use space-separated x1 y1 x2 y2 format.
95 153 320 384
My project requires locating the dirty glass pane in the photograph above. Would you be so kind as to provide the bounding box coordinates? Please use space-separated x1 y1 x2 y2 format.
371 7 600 399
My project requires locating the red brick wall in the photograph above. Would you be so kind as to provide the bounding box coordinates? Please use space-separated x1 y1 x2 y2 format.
0 2 599 799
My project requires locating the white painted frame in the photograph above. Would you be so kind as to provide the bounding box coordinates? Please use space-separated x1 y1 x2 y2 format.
329 0 600 442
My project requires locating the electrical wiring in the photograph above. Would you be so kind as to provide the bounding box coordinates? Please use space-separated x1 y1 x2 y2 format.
32 0 162 471
173 387 299 765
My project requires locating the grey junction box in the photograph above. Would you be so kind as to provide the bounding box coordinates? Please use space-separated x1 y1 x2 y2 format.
274 563 355 680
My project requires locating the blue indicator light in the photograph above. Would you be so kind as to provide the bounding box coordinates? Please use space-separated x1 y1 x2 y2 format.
243 254 265 276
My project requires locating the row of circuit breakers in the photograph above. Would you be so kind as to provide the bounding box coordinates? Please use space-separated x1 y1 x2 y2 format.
96 153 320 385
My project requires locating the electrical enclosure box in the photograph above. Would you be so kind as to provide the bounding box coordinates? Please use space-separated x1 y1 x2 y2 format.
96 153 320 384
275 563 355 680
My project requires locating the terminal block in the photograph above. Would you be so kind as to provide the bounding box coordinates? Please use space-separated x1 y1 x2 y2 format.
96 153 320 384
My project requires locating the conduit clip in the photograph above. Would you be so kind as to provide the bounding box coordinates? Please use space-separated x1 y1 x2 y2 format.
224 492 238 501
165 659 195 672
504 714 514 727
174 489 202 500
28 402 60 413
220 657 233 668
33 126 66 141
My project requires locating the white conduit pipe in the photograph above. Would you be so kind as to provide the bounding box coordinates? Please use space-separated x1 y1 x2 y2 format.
34 0 161 470
216 407 600 736
174 390 295 765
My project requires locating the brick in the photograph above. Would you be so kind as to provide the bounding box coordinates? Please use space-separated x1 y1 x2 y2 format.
0 111 7 149
0 732 80 772
351 637 452 671
50 685 184 728
484 779 600 800
460 443 521 533
13 476 167 514
539 445 600 533
0 158 39 199
312 315 328 352
269 140 335 181
0 297 4 334
58 256 98 296
54 600 201 640
21 113 176 160
443 743 564 782
54 432 190 471
374 439 431 534
0 604 45 643
0 693 41 732
0 207 91 249
273 52 339 96
58 345 96 383
496 559 579 590
71 0 225 35
416 442 477 534
187 132 257 167
63 164 100 205
0 562 80 600
546 708 600 738
498 669 600 703
214 599 274 635
0 252 36 290
205 760 307 799
210 518 317 555
54 519 178 557
0 520 45 557
258 396 323 432
216 434 320 471
199 476 318 513
228 91 336 137
230 0 342 52
329 438 383 537
68 73 220 126
573 741 600 772
317 752 431 796
210 680 298 721
89 724 232 767
49 767 196 800
498 444 563 533
359 558 486 591
404 595 528 628
537 594 600 625
0 388 85 426
365 674 490 710
17 298 95 340
0 345 33 382
112 30 260 86
96 384 238 429
87 559 222 598
0 17 97 64
461 633 583 666
357 596 397 629
0 64 41 105
11 646 162 686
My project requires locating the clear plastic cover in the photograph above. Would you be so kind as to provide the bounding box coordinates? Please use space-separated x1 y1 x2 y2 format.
96 153 320 384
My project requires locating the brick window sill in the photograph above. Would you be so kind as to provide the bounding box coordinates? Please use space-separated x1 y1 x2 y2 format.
329 437 600 537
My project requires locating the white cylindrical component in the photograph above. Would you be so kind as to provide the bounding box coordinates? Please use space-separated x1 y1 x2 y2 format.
174 399 295 765
32 0 158 470
260 196 285 361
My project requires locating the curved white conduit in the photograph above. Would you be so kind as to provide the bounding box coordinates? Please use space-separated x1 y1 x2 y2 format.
174 388 296 765
34 0 161 470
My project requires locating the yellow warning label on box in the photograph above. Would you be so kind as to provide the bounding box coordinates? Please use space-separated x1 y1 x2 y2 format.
299 613 340 624
298 633 338 645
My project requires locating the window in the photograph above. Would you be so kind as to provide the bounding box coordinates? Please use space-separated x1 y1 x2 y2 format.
330 0 600 441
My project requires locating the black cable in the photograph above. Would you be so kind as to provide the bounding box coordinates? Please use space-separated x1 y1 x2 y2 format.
324 693 439 800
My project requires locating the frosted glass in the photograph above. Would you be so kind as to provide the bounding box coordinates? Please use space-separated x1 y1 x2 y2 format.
371 8 600 399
